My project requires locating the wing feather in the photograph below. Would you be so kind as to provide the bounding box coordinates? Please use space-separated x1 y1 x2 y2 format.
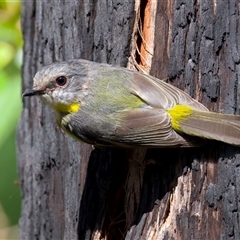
130 72 208 111
104 108 203 147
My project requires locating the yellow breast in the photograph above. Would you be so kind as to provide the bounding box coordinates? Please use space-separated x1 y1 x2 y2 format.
53 102 80 114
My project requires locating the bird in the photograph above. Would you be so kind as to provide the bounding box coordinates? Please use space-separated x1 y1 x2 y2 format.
22 59 240 148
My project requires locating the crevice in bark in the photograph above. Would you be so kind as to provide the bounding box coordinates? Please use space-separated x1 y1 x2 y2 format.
131 0 156 74
135 0 148 68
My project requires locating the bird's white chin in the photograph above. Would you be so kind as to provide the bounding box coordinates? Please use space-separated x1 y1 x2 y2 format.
40 94 54 106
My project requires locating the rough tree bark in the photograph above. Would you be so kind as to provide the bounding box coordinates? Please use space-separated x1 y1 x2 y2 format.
18 1 240 240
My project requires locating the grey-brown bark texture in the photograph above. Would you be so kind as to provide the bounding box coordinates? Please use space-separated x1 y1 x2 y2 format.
18 1 240 240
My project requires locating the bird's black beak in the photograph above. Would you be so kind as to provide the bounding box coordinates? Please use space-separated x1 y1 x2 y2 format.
22 89 45 97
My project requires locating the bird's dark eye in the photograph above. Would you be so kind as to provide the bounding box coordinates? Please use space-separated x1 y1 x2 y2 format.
56 76 67 86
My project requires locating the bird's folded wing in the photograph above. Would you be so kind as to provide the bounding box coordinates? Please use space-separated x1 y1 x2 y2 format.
130 72 208 111
105 108 203 147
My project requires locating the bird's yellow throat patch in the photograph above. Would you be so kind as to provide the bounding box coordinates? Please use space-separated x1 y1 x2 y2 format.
53 102 80 113
167 105 193 132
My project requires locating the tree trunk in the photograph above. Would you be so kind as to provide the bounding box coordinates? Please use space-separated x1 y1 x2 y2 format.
18 1 240 240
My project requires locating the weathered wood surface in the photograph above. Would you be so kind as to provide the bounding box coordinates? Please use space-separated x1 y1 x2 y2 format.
18 1 240 240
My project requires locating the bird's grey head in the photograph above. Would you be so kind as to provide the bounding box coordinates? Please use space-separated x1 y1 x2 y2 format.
23 60 91 113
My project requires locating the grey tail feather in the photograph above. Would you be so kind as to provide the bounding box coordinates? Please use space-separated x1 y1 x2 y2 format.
179 110 240 146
